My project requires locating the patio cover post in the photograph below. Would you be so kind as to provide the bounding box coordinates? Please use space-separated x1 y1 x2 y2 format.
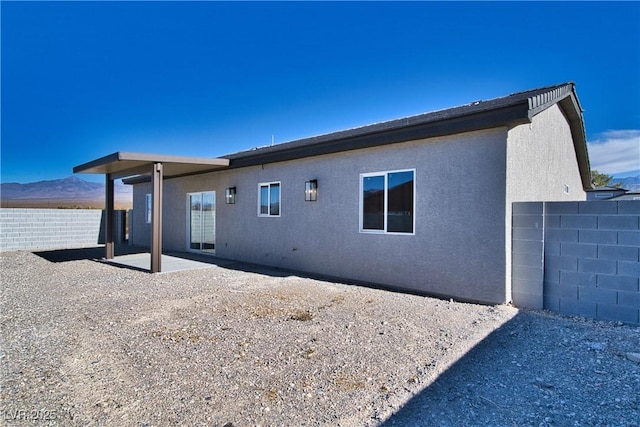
150 162 163 273
105 173 115 259
73 152 229 273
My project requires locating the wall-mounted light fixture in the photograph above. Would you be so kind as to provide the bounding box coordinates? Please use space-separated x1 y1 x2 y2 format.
225 187 236 204
305 180 318 201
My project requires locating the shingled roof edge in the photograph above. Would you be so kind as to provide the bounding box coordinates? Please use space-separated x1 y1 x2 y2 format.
222 82 575 167
123 82 590 188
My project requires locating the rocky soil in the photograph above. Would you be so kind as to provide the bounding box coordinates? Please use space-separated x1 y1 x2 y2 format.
0 249 638 426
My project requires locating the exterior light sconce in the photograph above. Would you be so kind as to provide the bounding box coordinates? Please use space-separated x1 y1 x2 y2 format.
225 187 236 204
305 179 318 201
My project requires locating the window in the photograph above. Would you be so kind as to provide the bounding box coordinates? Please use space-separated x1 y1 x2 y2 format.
360 169 415 234
258 182 281 217
145 193 152 224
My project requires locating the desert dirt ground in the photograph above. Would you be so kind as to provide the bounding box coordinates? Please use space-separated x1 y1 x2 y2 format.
0 248 638 426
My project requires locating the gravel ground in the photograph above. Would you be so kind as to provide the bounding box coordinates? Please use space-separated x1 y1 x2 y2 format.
0 249 638 426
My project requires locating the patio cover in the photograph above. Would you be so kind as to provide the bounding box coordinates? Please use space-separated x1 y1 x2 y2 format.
73 152 229 272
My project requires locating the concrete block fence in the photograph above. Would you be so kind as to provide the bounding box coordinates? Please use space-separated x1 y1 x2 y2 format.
0 208 127 252
513 201 640 324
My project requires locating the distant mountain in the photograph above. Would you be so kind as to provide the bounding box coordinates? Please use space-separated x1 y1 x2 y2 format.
1 176 132 207
611 175 640 192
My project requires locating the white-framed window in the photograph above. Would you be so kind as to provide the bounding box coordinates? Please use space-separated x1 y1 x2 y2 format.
360 169 415 234
145 193 152 224
258 182 281 217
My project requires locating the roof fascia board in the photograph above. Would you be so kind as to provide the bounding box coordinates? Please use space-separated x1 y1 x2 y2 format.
73 152 123 174
227 103 531 169
115 152 230 167
74 151 230 178
123 84 591 188
526 84 575 119
122 175 149 185
522 83 591 191
557 94 592 190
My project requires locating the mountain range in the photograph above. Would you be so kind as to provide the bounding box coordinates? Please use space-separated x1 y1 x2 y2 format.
1 176 132 208
0 174 637 209
611 175 640 192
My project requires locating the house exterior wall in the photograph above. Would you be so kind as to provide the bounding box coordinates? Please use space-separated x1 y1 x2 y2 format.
505 103 587 300
131 128 509 303
132 183 152 246
506 104 586 202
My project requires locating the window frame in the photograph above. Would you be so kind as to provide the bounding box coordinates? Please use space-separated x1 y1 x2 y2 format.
258 181 281 217
359 169 415 235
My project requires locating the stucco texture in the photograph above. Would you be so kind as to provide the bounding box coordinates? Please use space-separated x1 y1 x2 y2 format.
505 103 587 299
506 103 586 203
132 128 508 303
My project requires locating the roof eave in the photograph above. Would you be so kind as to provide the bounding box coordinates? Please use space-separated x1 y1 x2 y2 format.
119 83 591 189
523 83 591 191
122 175 150 185
74 151 230 180
557 93 592 191
226 103 531 169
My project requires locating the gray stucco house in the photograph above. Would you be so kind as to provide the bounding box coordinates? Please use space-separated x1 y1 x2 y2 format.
117 83 591 304
586 186 628 201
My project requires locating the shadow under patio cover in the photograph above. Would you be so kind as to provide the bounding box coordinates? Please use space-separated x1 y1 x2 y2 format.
73 152 230 273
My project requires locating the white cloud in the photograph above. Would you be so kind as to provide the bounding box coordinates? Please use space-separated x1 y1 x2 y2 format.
587 130 640 175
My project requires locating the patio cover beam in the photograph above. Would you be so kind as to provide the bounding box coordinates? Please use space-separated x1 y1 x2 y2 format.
74 152 229 273
73 152 230 179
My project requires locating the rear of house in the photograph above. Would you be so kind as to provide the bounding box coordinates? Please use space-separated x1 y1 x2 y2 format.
126 83 591 304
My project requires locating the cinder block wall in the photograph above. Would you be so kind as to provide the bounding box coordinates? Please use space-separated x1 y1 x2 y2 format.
0 209 126 252
512 202 545 310
512 201 640 324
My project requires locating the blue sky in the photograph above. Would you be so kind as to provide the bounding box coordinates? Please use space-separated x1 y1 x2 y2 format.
2 1 639 184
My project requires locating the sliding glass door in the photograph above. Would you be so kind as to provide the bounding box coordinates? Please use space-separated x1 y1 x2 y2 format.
187 191 215 254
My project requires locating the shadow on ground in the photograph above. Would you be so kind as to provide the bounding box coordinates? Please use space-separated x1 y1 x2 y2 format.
33 245 299 277
34 245 147 263
380 311 638 426
33 246 468 299
26 246 640 425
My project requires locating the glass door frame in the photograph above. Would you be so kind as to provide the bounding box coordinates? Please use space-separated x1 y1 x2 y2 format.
186 191 216 255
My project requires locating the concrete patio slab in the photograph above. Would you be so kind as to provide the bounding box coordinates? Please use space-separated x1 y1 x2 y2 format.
104 252 222 273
